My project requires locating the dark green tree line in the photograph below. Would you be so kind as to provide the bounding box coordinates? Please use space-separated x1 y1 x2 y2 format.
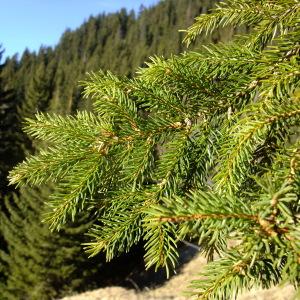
1 186 109 300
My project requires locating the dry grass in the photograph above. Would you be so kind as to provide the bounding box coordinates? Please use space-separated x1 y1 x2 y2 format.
61 252 295 300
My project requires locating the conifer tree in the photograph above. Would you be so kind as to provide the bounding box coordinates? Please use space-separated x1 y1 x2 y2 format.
0 45 8 292
9 1 300 299
0 186 106 300
0 50 25 196
21 47 55 118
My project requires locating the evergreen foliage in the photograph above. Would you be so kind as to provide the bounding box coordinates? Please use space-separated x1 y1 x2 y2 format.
2 1 233 298
0 49 26 196
9 0 300 299
5 0 300 299
21 48 56 117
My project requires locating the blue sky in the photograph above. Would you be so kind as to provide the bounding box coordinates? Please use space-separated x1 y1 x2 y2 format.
0 0 160 60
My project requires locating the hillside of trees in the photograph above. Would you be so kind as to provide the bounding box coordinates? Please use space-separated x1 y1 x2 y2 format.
0 1 242 299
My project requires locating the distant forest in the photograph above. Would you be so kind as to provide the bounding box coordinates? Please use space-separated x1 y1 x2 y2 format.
0 0 236 299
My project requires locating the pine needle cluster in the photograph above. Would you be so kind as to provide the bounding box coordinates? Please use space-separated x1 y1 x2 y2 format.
9 1 300 299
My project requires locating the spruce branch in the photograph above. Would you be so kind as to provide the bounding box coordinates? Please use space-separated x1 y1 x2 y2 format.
215 100 300 193
187 250 284 300
143 213 179 278
120 138 156 187
183 0 298 47
22 111 103 145
7 1 300 297
44 154 111 230
155 132 192 196
84 192 144 260
8 146 91 186
130 78 187 116
82 71 141 131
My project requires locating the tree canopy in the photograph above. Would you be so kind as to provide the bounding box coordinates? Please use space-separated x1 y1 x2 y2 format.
9 0 300 299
